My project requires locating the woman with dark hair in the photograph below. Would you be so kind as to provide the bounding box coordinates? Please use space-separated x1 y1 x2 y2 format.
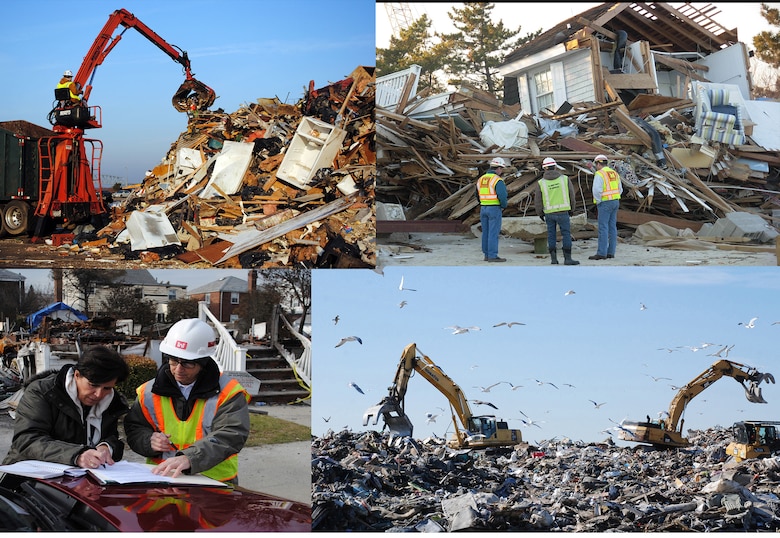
2 346 130 469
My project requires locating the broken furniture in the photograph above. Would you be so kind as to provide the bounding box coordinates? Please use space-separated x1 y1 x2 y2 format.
693 82 746 146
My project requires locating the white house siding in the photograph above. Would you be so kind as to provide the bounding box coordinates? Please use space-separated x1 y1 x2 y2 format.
560 50 595 105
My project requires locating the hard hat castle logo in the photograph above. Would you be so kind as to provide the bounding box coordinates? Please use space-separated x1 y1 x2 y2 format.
175 340 188 350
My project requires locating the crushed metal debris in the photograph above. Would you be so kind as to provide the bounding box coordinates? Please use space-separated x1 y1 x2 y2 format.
312 428 780 532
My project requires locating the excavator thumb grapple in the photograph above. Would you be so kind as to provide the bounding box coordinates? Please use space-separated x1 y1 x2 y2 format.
363 397 413 438
172 77 216 113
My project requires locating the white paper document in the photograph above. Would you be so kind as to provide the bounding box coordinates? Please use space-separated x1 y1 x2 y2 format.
0 460 80 479
87 460 228 487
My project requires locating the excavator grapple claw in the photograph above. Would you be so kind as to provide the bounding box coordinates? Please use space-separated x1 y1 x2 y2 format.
172 78 216 112
363 398 414 437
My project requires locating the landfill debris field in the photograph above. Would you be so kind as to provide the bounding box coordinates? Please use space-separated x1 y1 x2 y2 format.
0 66 375 270
312 428 780 532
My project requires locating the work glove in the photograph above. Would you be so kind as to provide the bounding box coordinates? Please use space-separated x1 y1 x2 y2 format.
539 214 545 222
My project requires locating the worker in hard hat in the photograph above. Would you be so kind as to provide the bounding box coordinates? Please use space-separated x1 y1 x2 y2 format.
56 69 83 105
589 154 623 260
124 319 250 484
533 157 579 265
476 157 509 262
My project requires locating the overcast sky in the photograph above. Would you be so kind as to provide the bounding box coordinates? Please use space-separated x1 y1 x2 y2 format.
1 0 374 184
313 266 780 447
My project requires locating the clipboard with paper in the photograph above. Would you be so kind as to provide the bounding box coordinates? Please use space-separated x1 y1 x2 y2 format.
87 460 228 487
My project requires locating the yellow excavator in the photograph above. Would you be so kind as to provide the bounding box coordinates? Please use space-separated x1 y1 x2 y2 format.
726 420 780 462
618 359 775 448
362 343 523 449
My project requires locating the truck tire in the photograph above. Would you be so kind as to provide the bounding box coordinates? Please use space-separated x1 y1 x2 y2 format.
2 201 29 236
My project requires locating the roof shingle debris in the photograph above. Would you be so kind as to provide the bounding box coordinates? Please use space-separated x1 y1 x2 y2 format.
99 66 376 269
312 428 780 532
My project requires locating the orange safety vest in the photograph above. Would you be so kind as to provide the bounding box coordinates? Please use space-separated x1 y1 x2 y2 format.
595 166 621 202
136 375 249 482
477 173 501 205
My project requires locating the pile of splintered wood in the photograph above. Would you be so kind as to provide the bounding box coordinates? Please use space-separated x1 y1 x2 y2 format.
98 66 376 269
377 84 779 233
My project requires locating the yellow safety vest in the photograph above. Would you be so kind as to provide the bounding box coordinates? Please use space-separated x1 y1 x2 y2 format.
539 175 571 213
477 173 501 205
136 375 249 482
56 80 81 101
595 166 621 202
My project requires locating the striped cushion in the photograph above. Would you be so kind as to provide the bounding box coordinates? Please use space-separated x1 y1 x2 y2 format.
709 89 730 107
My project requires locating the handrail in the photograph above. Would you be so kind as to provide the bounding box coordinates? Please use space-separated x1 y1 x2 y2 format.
198 302 245 372
275 308 311 389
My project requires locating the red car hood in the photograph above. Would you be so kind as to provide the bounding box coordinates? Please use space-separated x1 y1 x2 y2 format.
39 475 310 532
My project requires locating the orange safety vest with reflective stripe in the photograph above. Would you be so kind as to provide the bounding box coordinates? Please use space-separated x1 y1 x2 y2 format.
136 375 249 482
595 166 621 203
477 173 501 205
56 80 81 101
539 175 571 213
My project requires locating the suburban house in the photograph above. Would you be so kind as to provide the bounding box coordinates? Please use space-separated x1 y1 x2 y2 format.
187 273 252 324
61 270 187 322
499 3 751 113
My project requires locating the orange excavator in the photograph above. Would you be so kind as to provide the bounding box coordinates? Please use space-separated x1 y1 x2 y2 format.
25 8 215 239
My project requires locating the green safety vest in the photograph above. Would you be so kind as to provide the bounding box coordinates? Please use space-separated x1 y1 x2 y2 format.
137 375 249 482
477 173 501 205
56 81 80 101
595 166 621 202
539 175 571 213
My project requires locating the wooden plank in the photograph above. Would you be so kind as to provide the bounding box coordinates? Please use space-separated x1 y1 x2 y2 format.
617 209 704 232
612 107 653 149
377 220 467 233
603 73 657 90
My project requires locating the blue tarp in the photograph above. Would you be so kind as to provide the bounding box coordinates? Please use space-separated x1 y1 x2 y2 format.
27 302 88 330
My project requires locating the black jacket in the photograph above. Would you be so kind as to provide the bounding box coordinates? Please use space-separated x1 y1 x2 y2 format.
2 365 129 465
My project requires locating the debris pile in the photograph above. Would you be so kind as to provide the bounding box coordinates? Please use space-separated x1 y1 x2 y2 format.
312 428 780 532
93 66 376 269
377 83 780 247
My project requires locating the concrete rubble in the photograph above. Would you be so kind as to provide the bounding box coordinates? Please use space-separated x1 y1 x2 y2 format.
312 428 780 532
81 66 376 269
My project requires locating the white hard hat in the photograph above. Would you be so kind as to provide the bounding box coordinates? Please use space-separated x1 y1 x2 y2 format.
489 157 509 168
542 157 557 168
159 319 217 361
63 70 73 77
594 154 609 163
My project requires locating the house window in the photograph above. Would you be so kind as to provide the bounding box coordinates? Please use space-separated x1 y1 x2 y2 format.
231 292 239 305
533 69 555 113
205 294 211 305
168 289 177 301
230 314 239 323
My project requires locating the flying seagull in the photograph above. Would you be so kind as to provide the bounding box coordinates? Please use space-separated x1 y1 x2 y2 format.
444 325 481 335
521 418 544 428
335 336 363 347
589 400 607 409
399 276 417 292
323 416 331 422
470 400 498 410
425 412 438 424
564 290 575 296
504 382 523 390
399 300 408 308
708 344 734 358
535 379 559 389
332 315 339 325
739 317 758 329
640 303 647 311
493 321 525 328
645 374 672 382
349 381 364 394
473 382 501 393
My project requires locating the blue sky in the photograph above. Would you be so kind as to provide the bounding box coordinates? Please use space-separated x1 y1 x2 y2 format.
1 0 374 184
313 266 780 446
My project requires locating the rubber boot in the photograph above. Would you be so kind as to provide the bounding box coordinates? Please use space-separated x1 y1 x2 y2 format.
563 248 579 265
549 248 558 265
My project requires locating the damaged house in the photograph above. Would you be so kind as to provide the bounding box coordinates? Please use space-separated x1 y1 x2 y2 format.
377 3 780 257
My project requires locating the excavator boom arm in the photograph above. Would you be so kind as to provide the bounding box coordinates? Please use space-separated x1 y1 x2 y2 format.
664 360 774 432
73 8 214 111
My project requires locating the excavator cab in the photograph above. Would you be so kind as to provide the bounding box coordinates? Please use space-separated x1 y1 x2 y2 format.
363 397 414 437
